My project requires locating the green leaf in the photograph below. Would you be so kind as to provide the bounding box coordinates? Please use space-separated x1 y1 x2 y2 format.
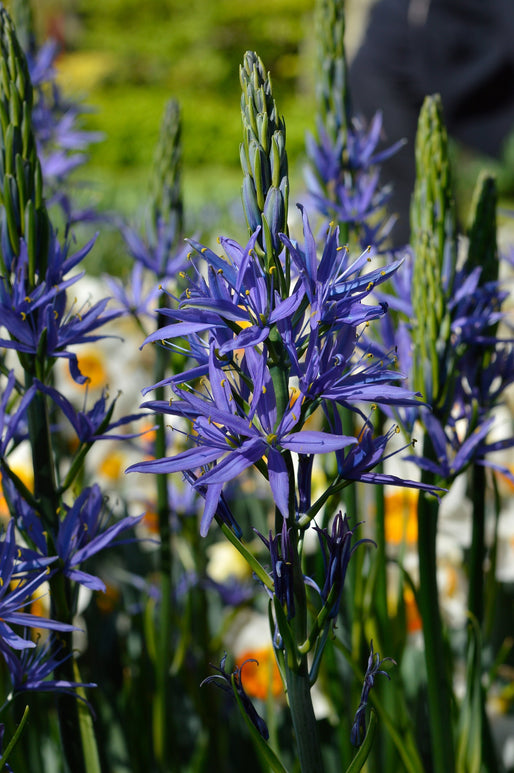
73 661 102 773
344 709 378 773
0 705 29 770
231 674 290 773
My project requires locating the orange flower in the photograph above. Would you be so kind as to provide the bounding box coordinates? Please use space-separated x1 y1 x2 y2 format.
404 585 422 634
235 646 282 700
384 489 418 545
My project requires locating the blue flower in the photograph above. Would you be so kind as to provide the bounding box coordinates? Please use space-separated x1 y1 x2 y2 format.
0 371 36 456
119 216 188 281
128 343 357 534
0 521 76 651
256 520 296 619
0 634 96 700
55 485 144 592
104 261 162 320
305 113 404 249
0 236 120 383
351 641 395 747
143 227 303 356
201 653 269 740
35 381 148 444
313 512 372 619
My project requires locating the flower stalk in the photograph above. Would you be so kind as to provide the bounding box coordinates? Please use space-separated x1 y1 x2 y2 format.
410 94 457 773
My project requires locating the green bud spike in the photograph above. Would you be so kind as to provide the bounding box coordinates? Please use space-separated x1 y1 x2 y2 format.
149 97 183 249
239 51 289 266
0 5 49 283
466 171 498 285
410 94 457 410
314 0 351 145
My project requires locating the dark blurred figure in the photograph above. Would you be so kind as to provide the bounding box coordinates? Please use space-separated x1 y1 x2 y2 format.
349 0 514 244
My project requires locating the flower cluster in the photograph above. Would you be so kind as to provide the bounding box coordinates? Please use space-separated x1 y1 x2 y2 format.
0 6 142 737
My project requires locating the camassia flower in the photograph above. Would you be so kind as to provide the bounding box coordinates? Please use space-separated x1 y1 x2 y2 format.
313 512 371 619
0 236 121 383
351 641 395 747
0 634 96 700
143 227 304 357
131 206 439 535
0 520 76 650
12 485 143 592
129 343 357 535
201 652 269 740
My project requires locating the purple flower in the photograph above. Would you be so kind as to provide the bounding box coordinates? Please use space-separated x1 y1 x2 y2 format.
305 113 404 250
0 634 96 699
35 381 148 444
0 371 35 455
128 343 357 534
313 512 372 618
143 227 303 356
104 261 162 320
0 237 120 383
0 521 76 651
256 520 296 619
351 641 395 747
119 216 188 281
201 653 269 740
55 485 144 591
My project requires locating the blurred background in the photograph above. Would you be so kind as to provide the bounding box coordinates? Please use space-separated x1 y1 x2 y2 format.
15 1 373 247
10 0 514 268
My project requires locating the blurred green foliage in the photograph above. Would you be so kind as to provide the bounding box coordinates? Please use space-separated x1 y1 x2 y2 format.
50 0 317 233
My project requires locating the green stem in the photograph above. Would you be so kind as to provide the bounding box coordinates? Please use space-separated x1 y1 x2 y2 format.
284 657 324 773
25 366 98 773
49 572 89 773
25 373 59 531
417 469 455 773
468 464 485 625
152 307 174 772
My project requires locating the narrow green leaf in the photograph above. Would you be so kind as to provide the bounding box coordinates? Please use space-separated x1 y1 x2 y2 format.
344 709 378 773
73 661 102 773
231 674 290 773
0 705 29 769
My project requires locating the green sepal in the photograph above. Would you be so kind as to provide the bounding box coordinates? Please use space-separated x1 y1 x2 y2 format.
9 82 21 127
15 152 27 214
250 139 265 210
25 196 36 278
4 172 19 254
5 122 15 174
344 709 378 773
21 99 31 156
230 673 290 773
